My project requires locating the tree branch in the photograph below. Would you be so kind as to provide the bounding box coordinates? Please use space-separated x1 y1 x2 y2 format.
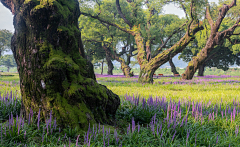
152 21 188 57
205 3 214 28
116 0 133 28
214 0 236 32
80 12 133 35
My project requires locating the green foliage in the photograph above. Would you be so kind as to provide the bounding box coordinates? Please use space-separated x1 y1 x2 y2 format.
0 29 12 57
0 55 17 72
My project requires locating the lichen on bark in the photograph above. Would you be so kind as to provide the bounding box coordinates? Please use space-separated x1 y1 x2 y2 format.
2 0 120 131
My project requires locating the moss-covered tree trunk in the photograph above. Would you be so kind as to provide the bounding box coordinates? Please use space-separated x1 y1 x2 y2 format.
1 0 120 131
169 58 179 75
182 1 239 80
106 53 113 75
134 21 203 83
198 63 205 76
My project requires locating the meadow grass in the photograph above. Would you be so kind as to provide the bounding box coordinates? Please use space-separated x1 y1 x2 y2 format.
1 73 240 146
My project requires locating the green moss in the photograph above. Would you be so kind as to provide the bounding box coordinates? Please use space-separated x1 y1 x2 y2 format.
33 0 56 10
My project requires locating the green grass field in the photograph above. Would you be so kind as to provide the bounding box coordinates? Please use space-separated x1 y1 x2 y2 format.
1 72 240 146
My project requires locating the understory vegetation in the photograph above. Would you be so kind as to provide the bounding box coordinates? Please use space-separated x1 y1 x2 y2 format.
1 72 240 146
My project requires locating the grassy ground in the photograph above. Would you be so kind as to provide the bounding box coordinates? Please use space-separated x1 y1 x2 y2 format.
94 66 240 76
1 72 240 146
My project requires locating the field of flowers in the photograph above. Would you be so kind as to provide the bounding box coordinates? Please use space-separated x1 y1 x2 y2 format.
0 73 240 146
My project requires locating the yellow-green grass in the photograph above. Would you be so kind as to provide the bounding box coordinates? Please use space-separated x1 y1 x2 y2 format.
1 73 240 105
0 72 20 98
99 77 240 105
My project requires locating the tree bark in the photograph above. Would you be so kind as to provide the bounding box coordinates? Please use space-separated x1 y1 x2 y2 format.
169 58 179 75
7 66 9 72
182 0 239 80
101 59 104 75
2 0 120 131
106 52 113 75
198 63 205 76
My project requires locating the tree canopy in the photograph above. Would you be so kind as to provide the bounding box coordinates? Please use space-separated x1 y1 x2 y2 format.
0 54 17 72
0 29 12 57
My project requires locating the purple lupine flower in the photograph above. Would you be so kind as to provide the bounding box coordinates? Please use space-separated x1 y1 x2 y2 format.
233 107 236 121
49 111 52 130
46 120 49 134
228 106 231 115
216 135 218 144
180 116 185 127
225 131 227 137
37 109 40 130
235 125 239 137
103 136 105 147
103 125 104 136
114 129 117 139
221 111 224 118
132 117 135 133
186 129 190 146
172 130 177 142
231 113 232 123
127 124 130 135
185 115 188 126
138 122 140 133
225 106 227 117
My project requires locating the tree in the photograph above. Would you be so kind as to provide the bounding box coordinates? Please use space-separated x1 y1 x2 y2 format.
182 0 240 80
0 29 12 57
80 0 204 83
80 14 136 77
0 0 120 131
0 54 17 72
179 37 240 76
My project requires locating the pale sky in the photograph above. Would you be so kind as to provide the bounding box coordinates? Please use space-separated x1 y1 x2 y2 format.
0 0 219 55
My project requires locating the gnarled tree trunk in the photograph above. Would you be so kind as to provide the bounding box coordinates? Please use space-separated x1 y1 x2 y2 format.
182 0 239 80
135 21 203 83
1 0 120 131
169 58 179 75
106 52 114 75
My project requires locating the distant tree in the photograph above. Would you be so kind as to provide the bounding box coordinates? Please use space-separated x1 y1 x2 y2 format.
0 54 17 72
182 0 240 79
0 29 12 57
